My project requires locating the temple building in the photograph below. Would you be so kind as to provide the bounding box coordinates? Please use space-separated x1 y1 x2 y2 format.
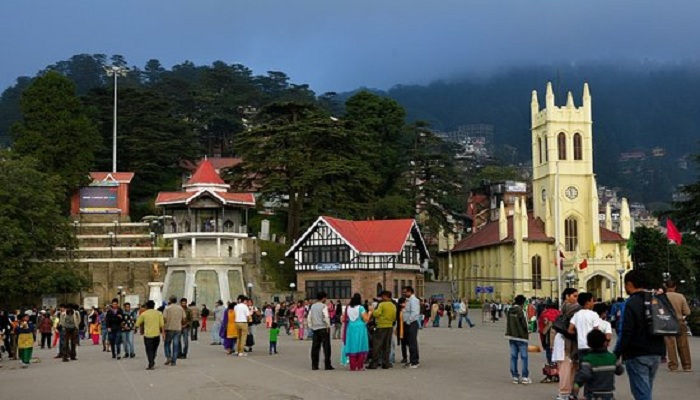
155 159 257 306
286 216 430 301
439 83 632 301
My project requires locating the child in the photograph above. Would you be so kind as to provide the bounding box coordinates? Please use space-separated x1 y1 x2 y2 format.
573 330 624 400
269 322 280 355
15 314 35 368
89 316 101 345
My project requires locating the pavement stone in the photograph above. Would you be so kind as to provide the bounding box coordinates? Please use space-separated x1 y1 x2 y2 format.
1 319 698 400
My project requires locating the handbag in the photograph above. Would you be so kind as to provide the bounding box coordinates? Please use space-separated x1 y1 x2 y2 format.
551 314 577 340
245 332 255 347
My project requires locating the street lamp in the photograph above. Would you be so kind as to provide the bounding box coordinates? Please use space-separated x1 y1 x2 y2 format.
73 220 79 235
193 283 197 304
117 286 124 305
150 232 156 256
104 65 129 172
565 271 576 288
289 282 296 302
247 282 253 299
616 267 625 298
108 231 115 258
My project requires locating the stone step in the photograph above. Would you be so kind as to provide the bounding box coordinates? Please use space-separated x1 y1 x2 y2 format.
76 235 156 248
72 223 154 235
61 248 172 259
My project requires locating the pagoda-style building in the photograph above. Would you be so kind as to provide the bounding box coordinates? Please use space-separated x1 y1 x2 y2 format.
155 159 257 306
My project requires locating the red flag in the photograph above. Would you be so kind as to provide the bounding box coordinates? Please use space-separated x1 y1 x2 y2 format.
578 259 588 270
666 219 682 245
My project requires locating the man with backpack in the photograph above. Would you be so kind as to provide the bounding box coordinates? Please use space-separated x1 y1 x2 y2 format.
60 305 80 362
617 270 665 400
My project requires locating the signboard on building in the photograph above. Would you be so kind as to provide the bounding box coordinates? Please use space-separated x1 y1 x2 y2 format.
42 296 57 309
316 263 341 272
475 286 494 294
124 294 140 307
83 296 99 310
79 186 119 213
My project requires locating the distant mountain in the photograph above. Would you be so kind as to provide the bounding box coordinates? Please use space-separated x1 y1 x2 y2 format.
340 62 700 205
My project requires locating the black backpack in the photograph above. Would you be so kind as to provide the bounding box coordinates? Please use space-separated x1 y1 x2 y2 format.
644 292 680 336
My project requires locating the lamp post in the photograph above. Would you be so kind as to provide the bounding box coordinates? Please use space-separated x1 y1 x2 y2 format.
289 282 296 302
104 65 129 172
247 282 253 299
73 220 79 235
108 231 114 258
117 285 124 305
565 271 575 289
193 283 197 304
616 267 625 298
150 231 156 257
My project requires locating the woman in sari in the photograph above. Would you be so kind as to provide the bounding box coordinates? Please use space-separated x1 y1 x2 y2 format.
219 303 238 354
294 300 306 340
341 293 371 371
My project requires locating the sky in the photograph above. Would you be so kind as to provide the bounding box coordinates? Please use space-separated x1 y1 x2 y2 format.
2 1 700 94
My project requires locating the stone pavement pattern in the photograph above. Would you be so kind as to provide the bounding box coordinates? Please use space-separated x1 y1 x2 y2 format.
1 320 698 400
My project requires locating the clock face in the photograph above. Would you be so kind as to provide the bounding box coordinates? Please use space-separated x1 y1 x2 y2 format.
541 188 547 202
565 186 579 200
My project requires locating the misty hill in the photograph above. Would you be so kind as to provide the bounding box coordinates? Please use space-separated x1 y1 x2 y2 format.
342 63 700 206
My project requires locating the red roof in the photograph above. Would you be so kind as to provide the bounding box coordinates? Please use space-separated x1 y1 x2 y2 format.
600 227 626 242
186 159 226 186
155 190 255 207
324 216 417 253
89 172 134 183
452 214 552 253
182 157 242 172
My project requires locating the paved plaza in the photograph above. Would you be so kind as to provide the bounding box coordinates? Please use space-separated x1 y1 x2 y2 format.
1 319 698 400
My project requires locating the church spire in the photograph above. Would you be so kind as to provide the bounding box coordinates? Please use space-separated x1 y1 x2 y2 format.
499 201 508 241
546 81 555 109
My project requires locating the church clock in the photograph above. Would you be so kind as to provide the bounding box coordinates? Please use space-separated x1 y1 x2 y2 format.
541 188 547 202
565 186 579 200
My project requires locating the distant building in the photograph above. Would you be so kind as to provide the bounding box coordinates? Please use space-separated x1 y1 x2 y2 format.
286 216 429 301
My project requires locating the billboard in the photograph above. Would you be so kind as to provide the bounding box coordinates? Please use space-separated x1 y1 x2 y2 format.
80 186 119 213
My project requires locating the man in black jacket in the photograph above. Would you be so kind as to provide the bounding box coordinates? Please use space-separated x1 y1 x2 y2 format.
617 270 665 400
105 298 124 360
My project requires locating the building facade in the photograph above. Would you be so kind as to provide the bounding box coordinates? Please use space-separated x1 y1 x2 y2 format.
286 216 429 301
440 84 632 302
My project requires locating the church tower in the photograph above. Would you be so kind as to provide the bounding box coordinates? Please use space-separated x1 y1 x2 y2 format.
531 83 600 258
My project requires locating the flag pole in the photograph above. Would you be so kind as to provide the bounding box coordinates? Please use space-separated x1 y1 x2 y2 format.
555 161 562 303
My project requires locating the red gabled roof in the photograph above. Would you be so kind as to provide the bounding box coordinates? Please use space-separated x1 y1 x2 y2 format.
600 227 626 242
324 216 416 253
452 214 553 253
155 190 255 207
182 157 242 172
89 172 135 183
186 159 225 186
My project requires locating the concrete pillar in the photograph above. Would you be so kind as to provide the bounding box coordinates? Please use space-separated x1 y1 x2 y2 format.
173 239 179 258
217 237 222 257
191 237 197 258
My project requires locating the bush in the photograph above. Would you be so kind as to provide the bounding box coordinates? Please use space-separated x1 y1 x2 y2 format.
688 308 700 336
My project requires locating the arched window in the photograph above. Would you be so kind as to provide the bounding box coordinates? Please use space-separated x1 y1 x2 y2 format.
573 133 583 160
558 132 567 160
565 217 578 251
544 136 549 162
376 283 383 297
537 137 543 164
531 255 542 290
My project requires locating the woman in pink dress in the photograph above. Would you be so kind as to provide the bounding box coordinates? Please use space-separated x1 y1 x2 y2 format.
294 300 306 340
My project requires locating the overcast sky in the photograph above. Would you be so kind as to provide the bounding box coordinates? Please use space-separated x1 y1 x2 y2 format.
1 1 699 93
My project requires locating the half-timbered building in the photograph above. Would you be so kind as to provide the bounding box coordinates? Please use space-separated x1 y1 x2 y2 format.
286 216 429 301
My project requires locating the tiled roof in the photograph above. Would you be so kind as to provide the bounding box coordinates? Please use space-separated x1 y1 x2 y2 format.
324 216 416 253
452 214 552 253
186 159 225 186
155 190 255 207
600 227 626 242
89 172 135 183
182 157 242 172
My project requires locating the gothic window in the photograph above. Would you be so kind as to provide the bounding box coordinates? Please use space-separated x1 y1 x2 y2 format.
538 137 543 164
573 133 583 160
558 132 567 160
565 217 578 252
531 255 542 290
544 136 549 162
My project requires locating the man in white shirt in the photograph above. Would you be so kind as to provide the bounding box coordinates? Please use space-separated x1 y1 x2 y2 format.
233 296 251 356
567 292 601 357
592 303 613 345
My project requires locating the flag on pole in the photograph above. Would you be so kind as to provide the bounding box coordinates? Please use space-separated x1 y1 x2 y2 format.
578 259 588 270
666 219 682 245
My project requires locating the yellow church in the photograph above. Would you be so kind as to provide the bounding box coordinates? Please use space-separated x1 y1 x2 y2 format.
439 83 632 301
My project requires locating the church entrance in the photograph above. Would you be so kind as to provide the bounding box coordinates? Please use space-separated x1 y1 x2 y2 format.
585 275 611 300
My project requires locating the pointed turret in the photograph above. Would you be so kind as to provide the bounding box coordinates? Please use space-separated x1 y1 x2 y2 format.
605 202 612 230
546 81 555 109
513 197 522 241
590 176 600 246
566 91 575 108
531 90 539 119
499 201 508 241
582 83 591 120
183 159 231 192
620 198 631 240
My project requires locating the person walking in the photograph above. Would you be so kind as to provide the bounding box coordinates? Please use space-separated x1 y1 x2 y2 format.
179 298 192 359
505 294 531 384
200 304 209 332
60 306 80 362
38 310 52 349
219 302 238 355
234 295 251 357
189 302 200 341
162 295 185 366
663 280 692 372
308 292 334 370
367 291 397 369
553 288 580 400
121 302 137 359
617 270 666 400
332 300 343 340
15 313 35 368
106 299 124 360
402 286 421 368
135 300 164 370
341 293 370 371
457 299 475 328
210 300 224 345
269 322 280 355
